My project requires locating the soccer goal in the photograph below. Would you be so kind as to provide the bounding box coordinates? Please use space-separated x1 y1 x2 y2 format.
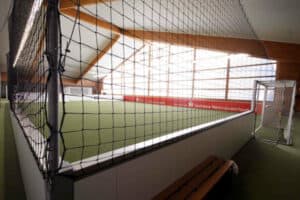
253 80 297 145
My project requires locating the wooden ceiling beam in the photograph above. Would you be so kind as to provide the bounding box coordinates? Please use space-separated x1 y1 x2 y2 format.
102 44 146 80
60 0 115 10
61 8 267 58
124 30 300 62
123 30 268 59
263 41 300 62
62 9 300 62
63 77 101 88
76 34 120 83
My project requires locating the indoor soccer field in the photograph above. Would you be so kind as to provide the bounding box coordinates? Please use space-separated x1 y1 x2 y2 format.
2 0 299 199
10 0 279 172
26 100 234 162
11 0 279 170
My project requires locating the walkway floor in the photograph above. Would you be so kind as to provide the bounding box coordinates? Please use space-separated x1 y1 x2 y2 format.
226 113 300 199
0 101 26 200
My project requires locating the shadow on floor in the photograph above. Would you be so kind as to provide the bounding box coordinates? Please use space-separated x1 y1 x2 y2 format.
225 115 300 200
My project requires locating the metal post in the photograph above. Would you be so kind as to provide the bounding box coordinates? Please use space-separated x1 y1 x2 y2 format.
225 55 230 100
251 80 258 112
251 80 258 136
7 53 16 109
0 63 1 104
191 48 196 98
260 85 268 128
147 45 152 96
6 54 10 102
166 45 171 97
46 0 59 192
285 81 296 145
253 83 266 135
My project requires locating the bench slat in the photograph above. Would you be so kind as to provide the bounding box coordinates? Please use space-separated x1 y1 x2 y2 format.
153 156 217 200
170 159 224 200
187 160 234 200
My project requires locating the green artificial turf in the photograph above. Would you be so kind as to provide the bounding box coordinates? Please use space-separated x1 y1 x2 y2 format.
0 101 26 200
59 101 234 162
18 100 235 162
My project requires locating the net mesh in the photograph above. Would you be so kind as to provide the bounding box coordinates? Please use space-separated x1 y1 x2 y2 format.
57 0 274 172
263 87 286 129
11 0 49 172
254 80 296 144
10 0 277 175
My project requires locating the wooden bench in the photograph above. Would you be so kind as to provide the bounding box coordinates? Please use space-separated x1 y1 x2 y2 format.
153 156 237 200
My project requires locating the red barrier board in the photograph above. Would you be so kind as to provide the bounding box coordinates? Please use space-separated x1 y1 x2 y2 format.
124 95 262 113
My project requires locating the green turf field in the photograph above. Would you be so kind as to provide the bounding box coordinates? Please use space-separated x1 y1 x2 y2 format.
21 100 297 163
59 101 234 162
22 101 234 162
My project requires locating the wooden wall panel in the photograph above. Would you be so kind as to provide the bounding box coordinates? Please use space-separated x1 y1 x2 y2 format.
264 41 300 62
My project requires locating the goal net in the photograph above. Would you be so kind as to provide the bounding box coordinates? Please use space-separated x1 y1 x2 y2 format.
254 80 296 145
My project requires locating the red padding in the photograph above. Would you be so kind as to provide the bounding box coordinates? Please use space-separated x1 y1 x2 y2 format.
124 95 262 113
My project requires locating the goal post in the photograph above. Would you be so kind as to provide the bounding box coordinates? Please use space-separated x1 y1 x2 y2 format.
253 80 297 145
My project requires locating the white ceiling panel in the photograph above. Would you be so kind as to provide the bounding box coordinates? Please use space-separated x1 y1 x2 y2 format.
241 0 300 44
82 0 257 39
60 14 117 78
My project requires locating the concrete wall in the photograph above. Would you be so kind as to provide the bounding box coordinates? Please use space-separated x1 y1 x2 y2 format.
10 111 47 200
74 113 254 200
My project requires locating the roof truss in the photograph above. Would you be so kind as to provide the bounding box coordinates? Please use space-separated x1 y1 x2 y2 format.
76 34 120 83
60 0 115 10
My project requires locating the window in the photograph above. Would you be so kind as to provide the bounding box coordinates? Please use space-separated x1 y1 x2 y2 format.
103 43 276 101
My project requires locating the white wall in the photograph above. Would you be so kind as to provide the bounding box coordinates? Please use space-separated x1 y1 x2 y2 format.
10 109 254 200
74 113 254 200
10 111 47 200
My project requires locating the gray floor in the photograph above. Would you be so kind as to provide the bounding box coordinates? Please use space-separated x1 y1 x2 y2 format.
0 101 26 200
226 112 300 200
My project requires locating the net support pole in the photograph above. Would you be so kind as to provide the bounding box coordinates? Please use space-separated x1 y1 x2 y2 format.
251 80 258 136
7 53 16 110
255 84 267 133
260 85 267 124
251 80 258 111
46 0 59 188
285 81 296 145
0 58 1 104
